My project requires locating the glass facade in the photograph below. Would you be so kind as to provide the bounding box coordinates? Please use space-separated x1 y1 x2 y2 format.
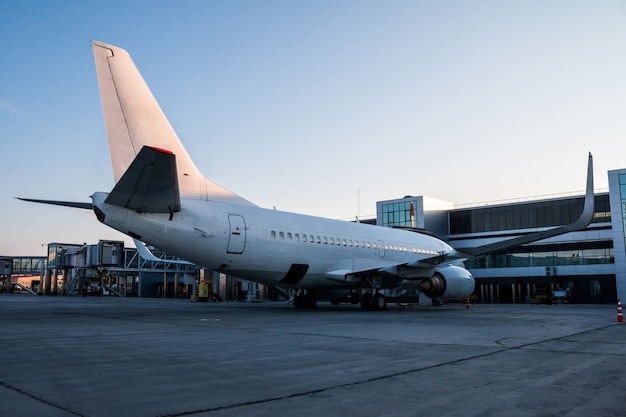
620 174 626 243
466 240 614 269
381 200 418 228
13 257 45 275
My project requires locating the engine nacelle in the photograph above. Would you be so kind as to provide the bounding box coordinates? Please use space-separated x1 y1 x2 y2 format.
419 265 475 300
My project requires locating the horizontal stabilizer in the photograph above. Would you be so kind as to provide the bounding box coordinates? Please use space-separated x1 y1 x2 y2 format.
105 146 181 213
133 239 193 264
17 198 93 210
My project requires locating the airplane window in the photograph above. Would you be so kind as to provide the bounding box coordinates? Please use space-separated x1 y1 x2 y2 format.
287 233 292 240
310 235 314 243
316 236 321 243
323 237 328 244
361 241 365 248
367 242 371 248
279 232 284 240
348 240 353 247
372 243 376 249
303 235 307 242
329 237 334 245
295 233 300 241
271 231 276 239
354 241 359 247
342 239 347 246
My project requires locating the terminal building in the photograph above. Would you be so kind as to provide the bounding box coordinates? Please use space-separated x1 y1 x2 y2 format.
3 169 626 304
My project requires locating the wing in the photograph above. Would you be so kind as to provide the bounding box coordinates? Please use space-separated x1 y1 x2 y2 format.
455 153 594 257
322 154 594 292
323 254 446 287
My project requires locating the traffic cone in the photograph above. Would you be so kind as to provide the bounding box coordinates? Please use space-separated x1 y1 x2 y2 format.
617 299 624 323
190 294 196 303
466 298 471 309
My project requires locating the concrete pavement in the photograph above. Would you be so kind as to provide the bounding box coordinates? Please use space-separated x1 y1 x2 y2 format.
1 295 624 417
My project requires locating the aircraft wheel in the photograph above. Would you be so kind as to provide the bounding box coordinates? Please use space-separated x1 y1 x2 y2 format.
304 291 317 309
360 293 373 310
373 293 386 311
293 293 304 309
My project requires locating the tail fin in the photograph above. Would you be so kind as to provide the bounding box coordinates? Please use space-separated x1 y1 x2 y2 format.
92 41 255 206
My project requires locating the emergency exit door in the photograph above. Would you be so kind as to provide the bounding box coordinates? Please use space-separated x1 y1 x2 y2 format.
227 215 246 254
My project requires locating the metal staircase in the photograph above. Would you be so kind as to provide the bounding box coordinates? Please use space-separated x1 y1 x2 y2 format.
64 267 85 296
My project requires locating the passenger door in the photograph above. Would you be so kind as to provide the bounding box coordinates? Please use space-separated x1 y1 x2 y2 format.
227 215 246 254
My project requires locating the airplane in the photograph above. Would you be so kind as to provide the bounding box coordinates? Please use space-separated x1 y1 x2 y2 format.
19 41 595 310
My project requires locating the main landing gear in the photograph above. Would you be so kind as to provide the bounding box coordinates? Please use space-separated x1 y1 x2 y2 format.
292 289 317 309
290 289 387 311
359 291 387 311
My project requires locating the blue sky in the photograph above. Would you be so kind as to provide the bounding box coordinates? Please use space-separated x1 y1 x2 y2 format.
1 0 625 256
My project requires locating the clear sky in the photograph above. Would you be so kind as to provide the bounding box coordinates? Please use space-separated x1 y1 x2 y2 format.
1 0 625 256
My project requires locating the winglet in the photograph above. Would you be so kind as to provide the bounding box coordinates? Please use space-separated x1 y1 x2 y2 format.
565 152 594 231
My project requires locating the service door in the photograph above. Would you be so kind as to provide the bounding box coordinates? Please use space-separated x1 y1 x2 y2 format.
227 215 246 254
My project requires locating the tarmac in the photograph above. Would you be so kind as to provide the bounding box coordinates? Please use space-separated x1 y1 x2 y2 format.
1 295 625 417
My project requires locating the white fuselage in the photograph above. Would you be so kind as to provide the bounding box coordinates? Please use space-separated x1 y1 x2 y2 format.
92 192 456 290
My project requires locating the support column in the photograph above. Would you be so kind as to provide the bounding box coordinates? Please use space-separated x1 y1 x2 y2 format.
219 273 226 301
174 273 179 298
61 268 68 296
44 270 51 295
52 268 58 295
163 273 168 298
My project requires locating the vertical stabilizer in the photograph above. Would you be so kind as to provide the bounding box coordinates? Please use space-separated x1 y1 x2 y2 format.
92 41 255 206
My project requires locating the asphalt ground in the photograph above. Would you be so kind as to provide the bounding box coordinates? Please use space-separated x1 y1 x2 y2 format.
1 295 624 417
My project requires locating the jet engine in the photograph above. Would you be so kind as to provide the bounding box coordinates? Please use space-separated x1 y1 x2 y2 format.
419 265 475 299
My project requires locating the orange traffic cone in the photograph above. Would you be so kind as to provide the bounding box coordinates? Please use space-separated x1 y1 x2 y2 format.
617 299 624 323
466 298 471 309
